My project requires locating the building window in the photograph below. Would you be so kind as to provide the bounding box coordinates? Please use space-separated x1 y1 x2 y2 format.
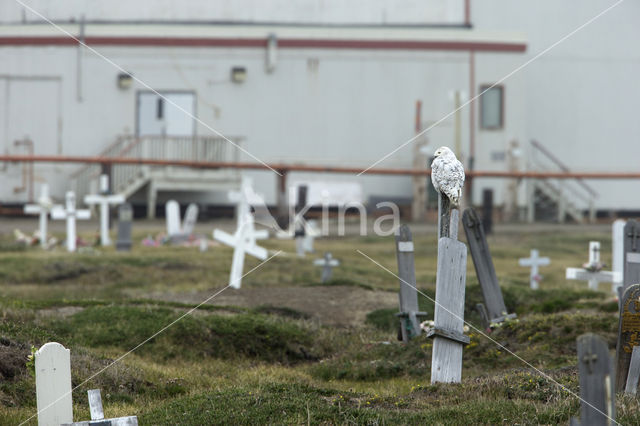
479 85 504 130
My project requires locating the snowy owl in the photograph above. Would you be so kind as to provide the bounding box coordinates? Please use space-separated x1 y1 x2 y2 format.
430 146 465 207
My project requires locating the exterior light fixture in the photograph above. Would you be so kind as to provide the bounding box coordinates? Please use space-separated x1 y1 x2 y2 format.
117 72 133 90
231 67 247 83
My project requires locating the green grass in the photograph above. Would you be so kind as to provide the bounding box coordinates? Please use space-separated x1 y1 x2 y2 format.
1 224 639 425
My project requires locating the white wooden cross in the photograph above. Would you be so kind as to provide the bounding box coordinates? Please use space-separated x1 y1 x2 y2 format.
51 191 91 252
612 219 626 294
24 184 60 248
314 252 339 283
83 175 125 246
213 179 268 288
566 241 621 291
518 249 551 290
35 342 73 426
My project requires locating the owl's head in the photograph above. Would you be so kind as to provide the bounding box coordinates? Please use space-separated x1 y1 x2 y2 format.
433 146 454 158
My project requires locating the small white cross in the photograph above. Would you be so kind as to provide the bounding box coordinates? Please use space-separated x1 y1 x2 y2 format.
518 249 550 290
314 252 340 283
84 175 125 246
213 178 268 288
51 191 91 252
24 184 60 248
566 241 621 291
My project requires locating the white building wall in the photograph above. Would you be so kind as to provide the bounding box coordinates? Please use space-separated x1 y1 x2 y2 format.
0 0 466 25
1 40 489 206
473 0 640 211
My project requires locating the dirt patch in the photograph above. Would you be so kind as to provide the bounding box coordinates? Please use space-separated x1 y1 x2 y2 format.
0 338 29 380
151 285 398 327
36 306 85 318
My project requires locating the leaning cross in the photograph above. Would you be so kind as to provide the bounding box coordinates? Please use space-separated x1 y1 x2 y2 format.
566 241 620 291
213 179 268 289
24 184 59 248
314 252 339 283
51 191 91 252
518 249 551 290
84 175 125 246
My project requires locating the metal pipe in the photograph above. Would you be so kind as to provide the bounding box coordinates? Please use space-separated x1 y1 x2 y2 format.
0 154 638 179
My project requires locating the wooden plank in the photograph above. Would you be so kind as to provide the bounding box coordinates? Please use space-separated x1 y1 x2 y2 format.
623 220 640 294
430 236 467 384
573 333 616 426
88 389 104 420
625 346 640 395
462 208 513 323
615 284 640 391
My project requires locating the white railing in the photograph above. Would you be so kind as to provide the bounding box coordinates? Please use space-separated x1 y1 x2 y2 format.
71 135 242 200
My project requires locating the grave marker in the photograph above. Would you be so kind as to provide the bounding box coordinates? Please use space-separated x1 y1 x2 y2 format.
615 284 640 392
83 174 125 246
116 203 133 252
624 346 640 395
612 220 625 294
518 249 551 290
566 241 620 291
623 220 640 294
61 389 138 425
213 179 268 288
394 225 428 342
35 342 73 426
571 333 616 426
51 191 91 252
182 203 199 236
24 184 59 248
165 200 181 237
314 252 339 283
427 192 469 384
462 208 516 325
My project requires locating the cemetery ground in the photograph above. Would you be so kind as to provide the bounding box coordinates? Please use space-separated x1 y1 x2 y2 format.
1 222 639 424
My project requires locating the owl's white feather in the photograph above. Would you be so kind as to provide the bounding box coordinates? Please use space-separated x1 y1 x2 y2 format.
430 146 465 207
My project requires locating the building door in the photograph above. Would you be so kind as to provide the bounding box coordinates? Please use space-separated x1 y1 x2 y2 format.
136 92 196 137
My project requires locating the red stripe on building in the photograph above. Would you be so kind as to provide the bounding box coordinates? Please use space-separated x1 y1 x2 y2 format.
0 36 526 52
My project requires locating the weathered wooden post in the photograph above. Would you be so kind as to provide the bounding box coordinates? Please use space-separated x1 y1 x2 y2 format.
615 284 640 391
395 224 428 342
462 208 516 327
571 333 616 426
427 192 469 383
623 220 640 294
481 189 493 235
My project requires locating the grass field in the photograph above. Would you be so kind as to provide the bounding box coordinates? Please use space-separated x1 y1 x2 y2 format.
0 222 638 425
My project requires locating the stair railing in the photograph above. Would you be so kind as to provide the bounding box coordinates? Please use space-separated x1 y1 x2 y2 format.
71 135 243 202
529 140 597 222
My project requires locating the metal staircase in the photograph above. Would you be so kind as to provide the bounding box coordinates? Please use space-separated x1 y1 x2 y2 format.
527 140 597 223
70 135 243 217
